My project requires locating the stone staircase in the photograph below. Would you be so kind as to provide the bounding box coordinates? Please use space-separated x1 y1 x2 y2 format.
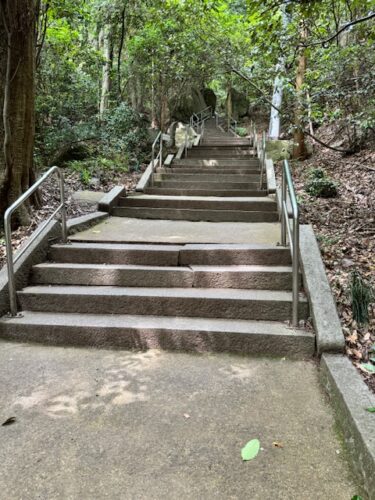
114 120 276 221
0 120 314 357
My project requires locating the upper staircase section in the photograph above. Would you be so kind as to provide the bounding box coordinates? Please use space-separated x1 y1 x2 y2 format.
113 118 276 221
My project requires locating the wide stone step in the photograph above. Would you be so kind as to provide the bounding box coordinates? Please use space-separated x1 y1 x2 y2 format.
111 207 278 223
49 243 183 265
154 173 260 182
51 243 290 266
153 181 261 190
173 159 259 167
118 195 277 211
201 140 252 146
193 145 251 150
18 286 309 321
0 312 315 357
159 168 260 174
144 188 268 197
31 263 296 290
178 244 292 266
188 151 255 158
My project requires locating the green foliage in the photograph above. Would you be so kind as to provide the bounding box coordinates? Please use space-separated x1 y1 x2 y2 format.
349 270 373 325
235 127 248 137
305 168 338 198
100 103 149 163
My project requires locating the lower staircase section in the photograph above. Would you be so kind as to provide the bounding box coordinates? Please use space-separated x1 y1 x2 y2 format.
0 242 314 358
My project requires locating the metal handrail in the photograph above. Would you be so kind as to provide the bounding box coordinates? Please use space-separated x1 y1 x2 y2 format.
185 105 213 157
151 131 163 172
280 159 300 326
258 131 266 189
228 117 237 134
4 166 67 317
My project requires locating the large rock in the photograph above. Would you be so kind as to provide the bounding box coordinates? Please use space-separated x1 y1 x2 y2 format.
227 89 249 120
175 123 198 149
172 87 207 122
202 88 217 113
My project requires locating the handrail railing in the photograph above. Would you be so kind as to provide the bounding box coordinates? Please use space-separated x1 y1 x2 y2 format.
258 131 266 189
151 131 163 171
280 159 300 327
228 117 237 134
185 105 213 157
4 166 67 317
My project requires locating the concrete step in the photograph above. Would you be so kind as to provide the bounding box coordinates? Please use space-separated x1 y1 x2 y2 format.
49 243 183 265
0 311 315 357
118 196 277 211
144 188 268 197
153 181 261 190
158 168 260 174
154 173 260 182
179 244 292 266
112 207 278 222
173 159 259 167
18 286 309 321
31 263 296 290
188 151 255 158
193 145 251 150
201 140 252 146
51 243 290 266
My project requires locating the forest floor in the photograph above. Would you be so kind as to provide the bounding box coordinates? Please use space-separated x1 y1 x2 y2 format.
0 166 144 270
277 143 375 392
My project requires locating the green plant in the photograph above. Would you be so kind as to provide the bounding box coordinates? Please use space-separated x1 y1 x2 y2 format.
80 167 91 186
305 168 338 198
235 126 248 137
307 168 325 180
349 270 374 325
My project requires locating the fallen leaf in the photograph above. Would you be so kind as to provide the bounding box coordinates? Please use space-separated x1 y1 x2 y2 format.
366 407 375 413
2 417 16 426
241 439 260 461
360 363 375 373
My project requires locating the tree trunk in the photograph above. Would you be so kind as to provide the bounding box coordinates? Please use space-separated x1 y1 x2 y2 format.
99 25 113 119
293 24 308 160
0 0 36 226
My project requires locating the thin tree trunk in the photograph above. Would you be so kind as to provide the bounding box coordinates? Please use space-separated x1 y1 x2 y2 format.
99 25 113 119
293 23 308 160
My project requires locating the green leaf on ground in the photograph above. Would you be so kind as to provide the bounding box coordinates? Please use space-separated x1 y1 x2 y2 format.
351 496 363 500
366 407 375 413
241 439 260 461
361 363 375 373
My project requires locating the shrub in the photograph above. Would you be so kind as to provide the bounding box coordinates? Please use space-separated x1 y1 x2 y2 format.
350 271 373 325
235 127 248 137
305 168 338 198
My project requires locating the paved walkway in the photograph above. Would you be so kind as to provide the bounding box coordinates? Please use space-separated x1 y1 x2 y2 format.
70 217 280 244
0 341 359 499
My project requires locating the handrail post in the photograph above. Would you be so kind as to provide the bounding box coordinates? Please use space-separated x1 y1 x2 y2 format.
281 164 287 246
160 135 163 169
59 171 68 243
185 127 188 158
4 217 17 316
292 214 300 327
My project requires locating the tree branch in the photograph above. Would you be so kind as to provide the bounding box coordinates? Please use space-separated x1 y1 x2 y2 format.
230 66 354 154
304 12 375 48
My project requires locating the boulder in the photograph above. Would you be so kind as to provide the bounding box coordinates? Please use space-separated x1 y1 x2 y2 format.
172 87 207 122
227 89 249 120
202 88 217 113
175 123 198 149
